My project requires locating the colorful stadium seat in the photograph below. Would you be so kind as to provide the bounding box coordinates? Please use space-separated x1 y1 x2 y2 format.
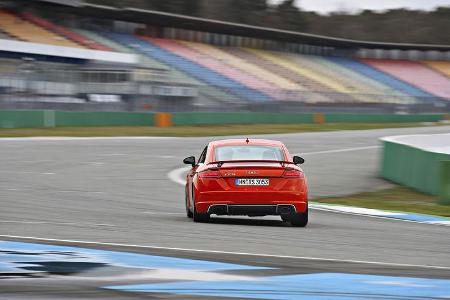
21 12 111 51
2 9 447 105
0 10 82 48
362 59 450 100
424 61 450 77
146 38 280 99
329 57 435 102
102 32 271 102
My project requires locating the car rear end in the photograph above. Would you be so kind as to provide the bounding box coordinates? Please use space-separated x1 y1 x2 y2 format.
194 142 308 217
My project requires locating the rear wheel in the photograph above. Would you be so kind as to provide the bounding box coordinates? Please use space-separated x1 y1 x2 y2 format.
192 194 209 223
290 209 308 227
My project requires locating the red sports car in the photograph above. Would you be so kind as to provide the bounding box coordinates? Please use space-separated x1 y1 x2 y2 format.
183 139 308 227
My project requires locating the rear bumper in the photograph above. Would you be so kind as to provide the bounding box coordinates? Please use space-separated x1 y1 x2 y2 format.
196 190 307 214
207 204 302 216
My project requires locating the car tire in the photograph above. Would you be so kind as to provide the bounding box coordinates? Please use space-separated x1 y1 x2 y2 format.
290 210 308 227
192 194 209 223
186 193 193 218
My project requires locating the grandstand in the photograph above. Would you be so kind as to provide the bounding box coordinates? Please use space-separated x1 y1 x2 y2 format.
362 59 450 99
0 0 449 112
425 61 450 77
0 9 81 48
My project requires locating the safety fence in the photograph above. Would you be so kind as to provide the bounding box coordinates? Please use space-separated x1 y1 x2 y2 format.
380 134 450 204
0 110 155 128
0 110 447 128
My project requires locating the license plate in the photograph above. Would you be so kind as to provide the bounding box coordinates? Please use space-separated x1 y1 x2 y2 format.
235 178 269 186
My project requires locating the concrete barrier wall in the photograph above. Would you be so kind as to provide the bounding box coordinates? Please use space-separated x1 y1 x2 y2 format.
0 110 447 128
380 134 450 198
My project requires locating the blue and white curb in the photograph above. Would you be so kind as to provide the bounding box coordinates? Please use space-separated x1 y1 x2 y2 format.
0 240 267 277
310 203 450 226
108 273 450 300
3 240 450 300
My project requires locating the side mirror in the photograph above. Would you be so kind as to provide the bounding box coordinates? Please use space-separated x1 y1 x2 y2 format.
293 156 305 165
183 156 196 167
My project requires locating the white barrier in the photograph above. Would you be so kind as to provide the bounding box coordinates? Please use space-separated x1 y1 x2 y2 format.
0 39 138 64
381 133 450 155
380 133 450 196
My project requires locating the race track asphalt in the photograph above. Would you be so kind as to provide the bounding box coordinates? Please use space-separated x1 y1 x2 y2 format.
1 126 450 294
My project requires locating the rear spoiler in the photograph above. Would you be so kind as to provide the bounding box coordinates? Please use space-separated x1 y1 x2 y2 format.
208 160 294 167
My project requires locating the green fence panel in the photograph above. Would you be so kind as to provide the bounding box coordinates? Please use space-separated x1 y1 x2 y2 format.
0 110 446 128
172 113 444 126
326 113 444 123
54 111 155 127
0 110 45 128
43 110 56 128
172 112 314 125
381 140 450 195
439 161 450 205
0 110 155 128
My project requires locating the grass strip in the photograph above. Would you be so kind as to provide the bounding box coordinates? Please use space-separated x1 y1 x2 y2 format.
315 185 450 217
0 122 444 137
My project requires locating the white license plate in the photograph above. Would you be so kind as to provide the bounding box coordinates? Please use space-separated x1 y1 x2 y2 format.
235 178 269 186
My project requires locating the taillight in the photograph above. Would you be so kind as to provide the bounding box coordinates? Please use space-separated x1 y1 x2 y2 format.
283 169 304 178
198 170 220 178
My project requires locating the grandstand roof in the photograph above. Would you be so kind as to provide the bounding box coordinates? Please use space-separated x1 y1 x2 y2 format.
18 0 450 51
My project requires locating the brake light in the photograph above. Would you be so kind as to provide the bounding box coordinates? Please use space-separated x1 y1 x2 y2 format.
198 170 220 178
283 169 304 178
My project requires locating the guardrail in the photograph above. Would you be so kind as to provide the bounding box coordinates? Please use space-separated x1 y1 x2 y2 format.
380 134 450 204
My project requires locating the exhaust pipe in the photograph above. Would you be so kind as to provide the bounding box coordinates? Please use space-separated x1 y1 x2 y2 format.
208 205 228 215
277 205 295 215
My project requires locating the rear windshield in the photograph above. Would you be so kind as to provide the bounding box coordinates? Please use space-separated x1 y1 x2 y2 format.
215 145 284 161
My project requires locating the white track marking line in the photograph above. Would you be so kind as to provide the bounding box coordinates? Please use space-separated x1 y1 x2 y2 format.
310 204 404 216
86 162 105 165
141 211 185 215
0 234 449 270
100 153 127 156
55 190 106 194
0 137 179 141
0 221 115 227
311 205 450 227
427 221 450 225
298 145 380 156
0 171 55 175
70 269 259 282
168 166 190 186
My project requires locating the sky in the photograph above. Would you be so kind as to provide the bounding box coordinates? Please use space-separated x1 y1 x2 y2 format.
268 0 450 14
